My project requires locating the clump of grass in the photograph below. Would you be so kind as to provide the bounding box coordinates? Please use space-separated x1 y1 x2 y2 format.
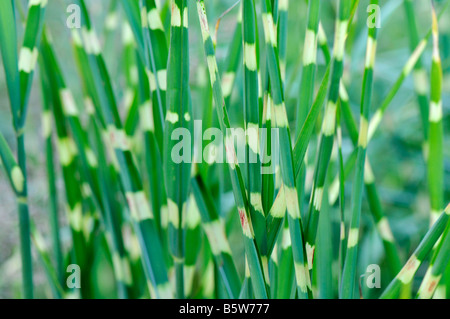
0 0 448 299
0 0 47 299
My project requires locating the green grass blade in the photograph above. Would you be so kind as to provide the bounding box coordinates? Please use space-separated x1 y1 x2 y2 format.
142 0 169 150
18 0 47 128
293 65 331 178
191 172 241 298
426 3 444 225
40 37 88 296
30 222 65 299
367 2 449 142
242 0 266 260
417 209 450 298
222 7 242 108
0 0 21 128
0 134 24 196
340 0 378 298
39 63 64 287
305 1 351 281
71 1 172 298
261 0 312 298
295 0 320 131
196 0 268 298
319 24 403 282
403 0 430 143
164 0 193 298
0 0 34 298
381 206 450 298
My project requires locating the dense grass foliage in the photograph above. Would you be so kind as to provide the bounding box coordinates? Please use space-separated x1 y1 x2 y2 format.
0 0 449 299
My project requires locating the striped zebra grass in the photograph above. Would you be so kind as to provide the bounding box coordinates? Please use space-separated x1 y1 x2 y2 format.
305 0 351 279
30 221 65 298
296 0 320 131
381 205 450 299
74 21 138 297
40 35 91 295
164 0 192 298
121 0 166 148
39 69 64 288
183 194 201 297
196 0 268 299
191 172 241 298
69 0 172 298
367 1 449 142
0 133 25 199
426 2 444 226
46 30 134 297
73 26 130 295
337 93 405 281
340 0 378 299
275 221 295 298
141 0 168 151
261 0 311 298
337 70 404 282
415 4 446 299
335 105 347 279
417 207 450 299
403 0 430 144
317 22 404 280
0 0 448 301
293 66 331 178
0 0 48 298
277 0 289 82
261 0 284 255
222 6 242 109
294 0 320 265
242 0 266 259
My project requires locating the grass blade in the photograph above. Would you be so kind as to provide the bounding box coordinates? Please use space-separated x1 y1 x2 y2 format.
164 0 193 298
381 206 450 298
340 0 378 298
304 1 351 280
196 0 268 298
